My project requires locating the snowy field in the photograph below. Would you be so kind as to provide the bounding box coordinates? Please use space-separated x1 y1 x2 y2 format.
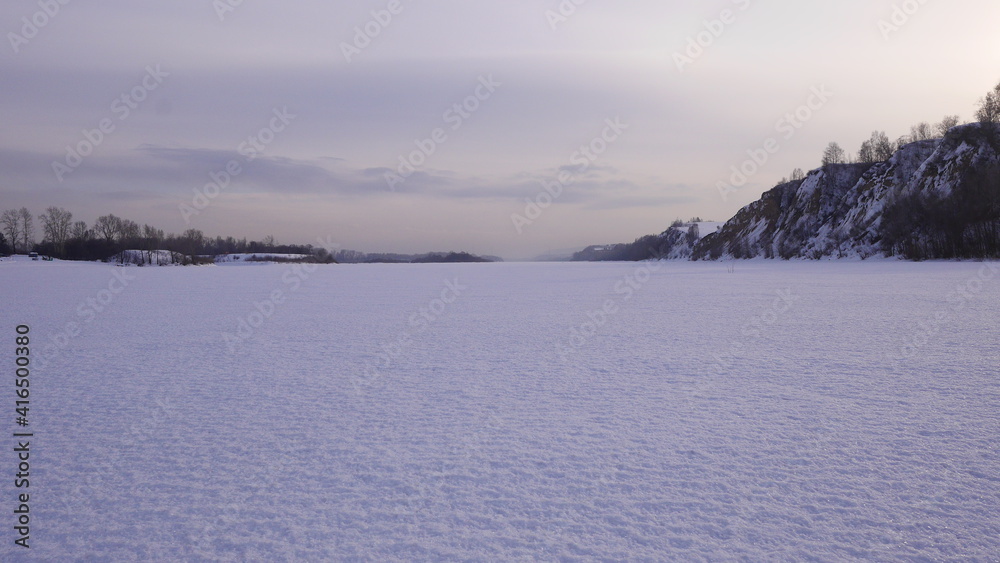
1 259 999 561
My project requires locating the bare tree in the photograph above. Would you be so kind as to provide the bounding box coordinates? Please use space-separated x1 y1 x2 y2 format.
94 214 123 243
936 115 960 136
181 229 205 256
872 131 893 161
141 224 165 264
71 220 90 240
976 81 1000 123
1 209 21 253
38 206 73 254
821 142 846 165
119 219 141 245
18 207 33 253
686 223 700 246
790 168 805 181
858 140 876 163
910 122 934 141
859 131 893 162
143 224 164 246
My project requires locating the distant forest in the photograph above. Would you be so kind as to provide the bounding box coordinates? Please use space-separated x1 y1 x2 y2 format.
0 209 335 264
0 209 498 265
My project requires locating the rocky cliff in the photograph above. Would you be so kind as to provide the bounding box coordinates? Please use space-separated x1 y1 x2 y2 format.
693 123 1000 260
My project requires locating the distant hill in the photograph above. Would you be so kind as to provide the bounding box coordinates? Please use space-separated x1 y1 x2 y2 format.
529 248 580 262
334 249 500 264
571 222 722 262
214 253 328 265
411 252 496 263
574 123 1000 262
693 123 1000 260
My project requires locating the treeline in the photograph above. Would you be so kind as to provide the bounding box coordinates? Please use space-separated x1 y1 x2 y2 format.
814 117 957 171
777 80 1000 181
0 208 335 263
331 250 498 264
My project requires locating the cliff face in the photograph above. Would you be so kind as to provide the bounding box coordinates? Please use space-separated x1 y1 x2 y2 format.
693 124 1000 260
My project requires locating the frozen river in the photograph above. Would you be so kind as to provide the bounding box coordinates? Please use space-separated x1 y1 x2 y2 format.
2 259 998 560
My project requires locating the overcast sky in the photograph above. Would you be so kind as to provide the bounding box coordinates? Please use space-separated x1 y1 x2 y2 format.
2 1 998 259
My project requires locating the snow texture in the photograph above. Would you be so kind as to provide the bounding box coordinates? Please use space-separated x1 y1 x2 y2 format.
2 259 998 561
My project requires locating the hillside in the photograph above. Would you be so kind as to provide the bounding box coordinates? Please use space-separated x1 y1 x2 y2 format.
572 222 723 262
568 123 999 263
692 123 1000 260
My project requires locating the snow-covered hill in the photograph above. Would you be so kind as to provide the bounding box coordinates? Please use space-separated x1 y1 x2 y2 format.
573 222 723 261
694 123 1000 260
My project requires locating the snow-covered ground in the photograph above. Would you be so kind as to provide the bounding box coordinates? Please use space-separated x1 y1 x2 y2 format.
1 260 998 560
